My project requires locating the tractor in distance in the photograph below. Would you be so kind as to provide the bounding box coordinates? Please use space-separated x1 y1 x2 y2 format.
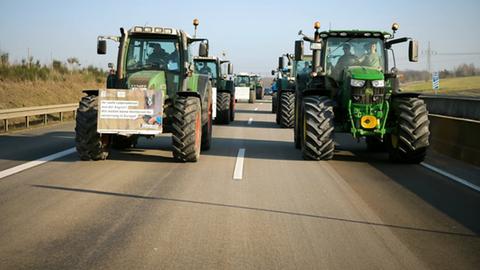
250 74 265 100
194 56 235 124
75 20 213 162
234 73 256 103
294 22 430 163
272 54 296 127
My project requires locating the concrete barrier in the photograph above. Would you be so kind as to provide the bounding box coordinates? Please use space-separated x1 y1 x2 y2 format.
421 95 480 121
429 114 480 167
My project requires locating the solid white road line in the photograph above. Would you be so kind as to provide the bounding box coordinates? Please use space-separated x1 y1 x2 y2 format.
254 107 258 111
248 118 253 125
421 162 480 192
233 148 246 180
0 147 76 180
259 103 263 105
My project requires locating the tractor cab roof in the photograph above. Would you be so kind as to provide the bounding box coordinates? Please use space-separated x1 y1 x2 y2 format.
128 26 182 36
319 30 392 40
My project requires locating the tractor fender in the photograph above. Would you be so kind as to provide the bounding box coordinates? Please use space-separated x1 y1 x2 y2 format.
391 91 421 98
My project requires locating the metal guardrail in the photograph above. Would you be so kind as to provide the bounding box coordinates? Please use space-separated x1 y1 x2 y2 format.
421 95 480 121
0 103 78 132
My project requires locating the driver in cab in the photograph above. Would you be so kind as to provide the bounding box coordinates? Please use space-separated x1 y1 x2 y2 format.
147 43 170 66
358 42 382 69
332 44 357 81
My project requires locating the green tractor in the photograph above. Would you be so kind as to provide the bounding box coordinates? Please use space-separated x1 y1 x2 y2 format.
194 56 235 124
273 54 312 128
251 74 264 100
294 22 430 163
234 73 256 103
75 21 213 162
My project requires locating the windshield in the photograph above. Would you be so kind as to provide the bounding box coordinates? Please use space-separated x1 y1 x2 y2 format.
126 37 180 73
235 76 250 86
325 37 385 81
295 60 311 76
194 60 217 79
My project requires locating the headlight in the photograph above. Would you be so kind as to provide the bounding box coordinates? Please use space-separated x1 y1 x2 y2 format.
372 80 385 88
351 79 365 87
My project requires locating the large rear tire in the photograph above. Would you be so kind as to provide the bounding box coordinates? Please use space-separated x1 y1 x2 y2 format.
201 98 213 151
215 92 231 125
172 96 202 162
75 95 110 160
301 96 335 160
256 87 264 100
279 92 295 128
388 97 430 163
230 95 235 121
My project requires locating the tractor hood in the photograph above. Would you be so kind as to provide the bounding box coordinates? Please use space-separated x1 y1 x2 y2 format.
127 71 167 93
346 66 384 81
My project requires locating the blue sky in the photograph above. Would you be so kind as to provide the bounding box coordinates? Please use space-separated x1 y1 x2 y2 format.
1 0 479 75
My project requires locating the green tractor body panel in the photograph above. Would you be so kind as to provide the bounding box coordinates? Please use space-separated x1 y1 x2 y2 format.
127 71 167 93
187 74 200 92
339 66 389 137
348 66 383 80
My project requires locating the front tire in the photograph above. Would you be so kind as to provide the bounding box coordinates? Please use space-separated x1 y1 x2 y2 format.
215 92 231 125
75 95 110 160
301 96 335 160
172 96 202 162
279 92 295 128
388 97 430 163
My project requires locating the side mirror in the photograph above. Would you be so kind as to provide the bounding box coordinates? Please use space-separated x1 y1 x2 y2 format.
295 40 304 61
199 42 208 57
97 40 106 55
278 56 285 70
271 70 275 76
227 63 233 75
409 40 418 62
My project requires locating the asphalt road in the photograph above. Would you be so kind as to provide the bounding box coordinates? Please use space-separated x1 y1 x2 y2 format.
0 98 479 269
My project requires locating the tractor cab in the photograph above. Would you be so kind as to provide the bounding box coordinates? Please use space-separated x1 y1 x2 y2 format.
99 25 209 101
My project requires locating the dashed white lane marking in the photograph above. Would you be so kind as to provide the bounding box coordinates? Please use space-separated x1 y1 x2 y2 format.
421 162 480 192
233 148 246 180
254 107 258 111
248 118 253 125
0 147 76 180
